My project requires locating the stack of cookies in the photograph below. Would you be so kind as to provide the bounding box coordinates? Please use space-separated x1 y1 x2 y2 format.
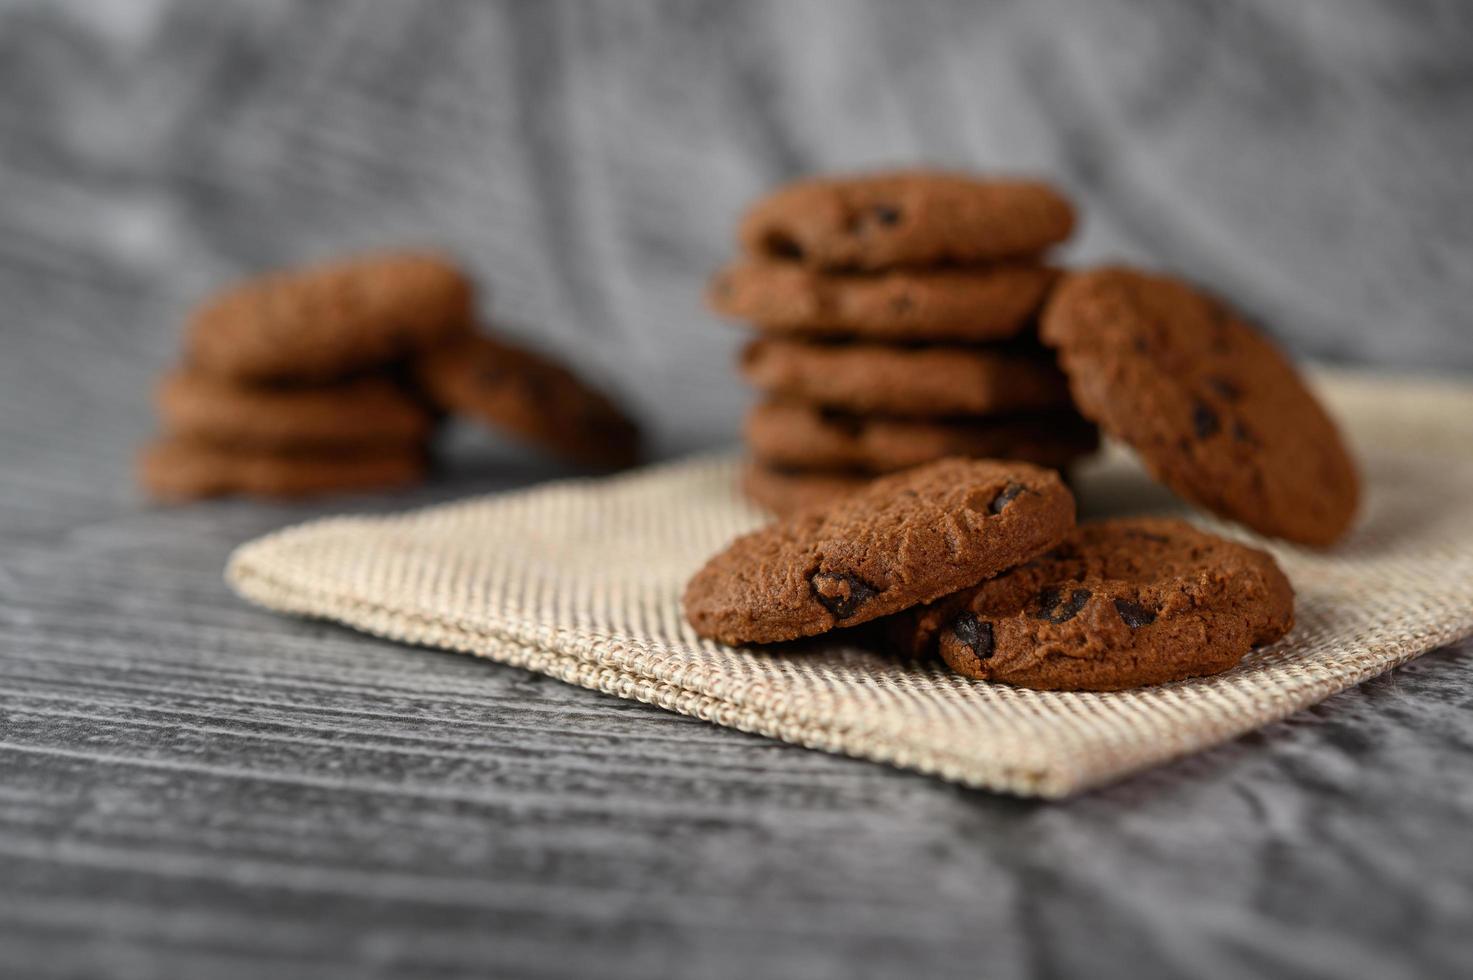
141 251 640 501
708 171 1099 515
685 261 1362 691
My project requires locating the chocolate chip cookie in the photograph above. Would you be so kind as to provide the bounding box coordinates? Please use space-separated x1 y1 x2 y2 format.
741 460 873 516
740 338 1072 417
187 251 474 382
414 334 640 470
156 370 433 450
139 439 426 501
745 399 1098 474
684 458 1076 645
708 260 1056 343
1041 266 1360 546
738 171 1076 270
887 517 1295 691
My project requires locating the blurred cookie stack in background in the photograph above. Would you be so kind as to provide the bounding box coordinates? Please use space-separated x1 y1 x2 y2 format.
140 251 640 502
708 171 1098 515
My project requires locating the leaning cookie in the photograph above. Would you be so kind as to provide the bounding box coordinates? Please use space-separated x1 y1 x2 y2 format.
156 370 433 450
186 251 474 383
414 333 640 470
709 260 1057 343
685 458 1076 645
1041 266 1359 546
887 517 1295 691
740 338 1072 417
738 171 1075 270
138 439 426 501
745 399 1098 474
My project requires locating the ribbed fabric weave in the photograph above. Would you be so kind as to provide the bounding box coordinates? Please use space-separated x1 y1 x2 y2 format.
229 374 1473 797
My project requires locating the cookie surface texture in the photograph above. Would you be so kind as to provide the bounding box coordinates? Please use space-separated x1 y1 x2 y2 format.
684 458 1076 645
186 252 474 382
738 171 1075 270
1041 266 1359 546
155 371 432 450
889 517 1294 691
709 260 1056 343
745 400 1097 474
740 460 873 517
740 338 1071 417
138 439 426 501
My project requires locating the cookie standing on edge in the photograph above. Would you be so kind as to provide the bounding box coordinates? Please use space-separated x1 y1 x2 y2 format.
745 399 1099 474
1041 266 1359 546
708 260 1057 342
738 172 1076 270
156 371 433 450
740 338 1072 417
684 458 1076 645
887 518 1295 691
187 251 474 383
415 334 641 470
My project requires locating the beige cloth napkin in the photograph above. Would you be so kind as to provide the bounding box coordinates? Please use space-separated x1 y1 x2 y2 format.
228 373 1473 798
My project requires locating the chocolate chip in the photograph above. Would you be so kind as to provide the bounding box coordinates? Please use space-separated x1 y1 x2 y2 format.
1035 587 1091 624
1205 376 1241 401
1232 419 1257 444
989 482 1027 515
809 571 880 620
950 613 994 661
1113 598 1157 628
872 204 901 226
1192 401 1220 438
890 293 914 315
761 231 804 260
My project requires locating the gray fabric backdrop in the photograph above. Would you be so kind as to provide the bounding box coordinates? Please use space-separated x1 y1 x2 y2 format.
3 0 1470 455
3 3 1472 978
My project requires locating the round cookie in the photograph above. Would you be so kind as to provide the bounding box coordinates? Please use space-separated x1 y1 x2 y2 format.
684 458 1076 645
156 370 433 450
1040 266 1359 546
741 460 873 517
888 517 1295 691
745 399 1098 474
187 252 474 383
738 171 1075 270
139 439 426 502
415 334 640 470
708 260 1057 343
740 338 1072 417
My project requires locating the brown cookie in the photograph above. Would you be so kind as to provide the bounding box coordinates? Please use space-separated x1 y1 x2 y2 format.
745 399 1098 474
138 439 426 502
887 517 1295 691
708 260 1057 343
738 171 1075 270
684 458 1076 645
740 338 1072 417
1040 266 1359 546
155 370 433 450
187 252 474 383
414 334 640 470
741 460 873 516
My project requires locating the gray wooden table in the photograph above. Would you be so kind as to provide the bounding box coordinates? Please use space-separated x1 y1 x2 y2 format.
4 357 1472 979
